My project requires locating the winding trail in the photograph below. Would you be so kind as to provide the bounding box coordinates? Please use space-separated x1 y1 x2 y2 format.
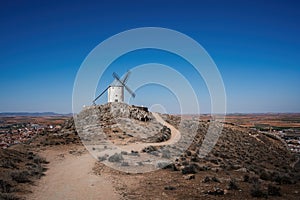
120 112 181 151
28 113 180 199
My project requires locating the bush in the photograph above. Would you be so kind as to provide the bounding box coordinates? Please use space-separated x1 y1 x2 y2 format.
268 185 281 196
250 182 267 198
108 153 123 163
0 160 16 169
0 179 12 193
33 155 48 164
203 176 211 183
243 174 249 182
0 193 19 200
98 155 107 161
10 171 31 183
228 179 239 190
29 162 46 178
273 174 294 184
260 171 272 181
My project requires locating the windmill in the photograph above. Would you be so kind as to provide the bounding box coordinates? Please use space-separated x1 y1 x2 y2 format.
93 71 136 105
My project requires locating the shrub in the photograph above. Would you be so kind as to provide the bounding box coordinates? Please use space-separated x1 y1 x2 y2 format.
0 160 16 169
108 153 123 163
273 174 294 184
10 171 31 183
98 155 107 161
29 162 47 178
0 193 19 200
268 184 281 196
203 176 211 183
260 171 272 181
243 174 249 182
250 182 267 198
0 179 12 193
33 156 48 164
228 178 239 190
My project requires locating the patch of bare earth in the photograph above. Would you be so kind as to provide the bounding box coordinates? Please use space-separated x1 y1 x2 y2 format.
27 145 120 200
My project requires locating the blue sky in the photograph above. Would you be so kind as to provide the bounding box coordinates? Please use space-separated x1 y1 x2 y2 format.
0 0 299 113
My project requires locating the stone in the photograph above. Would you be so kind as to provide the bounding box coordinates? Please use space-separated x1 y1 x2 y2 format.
164 186 176 190
108 153 123 162
183 174 195 180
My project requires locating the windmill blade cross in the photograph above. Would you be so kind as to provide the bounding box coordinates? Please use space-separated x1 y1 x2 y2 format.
121 71 131 85
124 84 136 98
112 72 122 83
112 72 136 98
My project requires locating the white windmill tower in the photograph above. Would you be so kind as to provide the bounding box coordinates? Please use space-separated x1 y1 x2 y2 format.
93 71 136 105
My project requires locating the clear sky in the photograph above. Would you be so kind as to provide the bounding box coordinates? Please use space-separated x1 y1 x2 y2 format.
0 0 299 113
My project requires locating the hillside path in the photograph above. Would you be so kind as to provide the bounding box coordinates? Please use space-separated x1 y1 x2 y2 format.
120 112 181 151
28 147 120 200
150 112 181 146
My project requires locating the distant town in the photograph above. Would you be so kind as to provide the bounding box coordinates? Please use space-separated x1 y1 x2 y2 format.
0 115 69 148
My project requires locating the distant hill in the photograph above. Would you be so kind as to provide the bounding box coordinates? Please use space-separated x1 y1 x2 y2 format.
0 112 72 117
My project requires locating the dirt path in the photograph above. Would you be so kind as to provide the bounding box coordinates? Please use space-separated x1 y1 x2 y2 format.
119 112 181 152
28 147 120 200
28 113 180 199
149 112 181 145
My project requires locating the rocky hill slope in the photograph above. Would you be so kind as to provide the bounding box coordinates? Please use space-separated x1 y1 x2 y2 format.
161 114 299 184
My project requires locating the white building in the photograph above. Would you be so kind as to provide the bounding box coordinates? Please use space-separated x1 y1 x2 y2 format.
108 86 124 102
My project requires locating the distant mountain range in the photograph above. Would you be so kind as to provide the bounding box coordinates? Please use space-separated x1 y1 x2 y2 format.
0 112 72 117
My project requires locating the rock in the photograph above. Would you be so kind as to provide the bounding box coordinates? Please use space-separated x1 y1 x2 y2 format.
211 167 222 172
236 167 248 173
164 186 176 190
142 146 158 153
108 153 123 162
130 150 139 156
183 174 195 180
156 162 169 169
186 150 192 156
181 164 198 174
161 149 171 158
121 162 129 166
205 187 224 195
212 176 220 183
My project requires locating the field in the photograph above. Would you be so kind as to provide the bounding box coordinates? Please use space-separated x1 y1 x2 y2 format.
199 113 300 130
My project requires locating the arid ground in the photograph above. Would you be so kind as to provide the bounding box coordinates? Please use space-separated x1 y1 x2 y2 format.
1 104 300 200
